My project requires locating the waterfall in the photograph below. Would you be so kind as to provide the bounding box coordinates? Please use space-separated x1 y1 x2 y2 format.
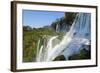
56 24 59 32
36 36 58 62
36 13 91 62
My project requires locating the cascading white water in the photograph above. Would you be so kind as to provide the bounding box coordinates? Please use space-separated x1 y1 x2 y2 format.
36 13 91 62
36 36 58 62
56 24 59 32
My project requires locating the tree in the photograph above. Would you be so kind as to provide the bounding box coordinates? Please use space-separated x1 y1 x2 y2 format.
65 12 77 25
23 26 32 31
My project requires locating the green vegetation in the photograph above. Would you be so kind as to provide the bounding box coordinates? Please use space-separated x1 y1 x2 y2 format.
23 27 63 62
65 12 77 25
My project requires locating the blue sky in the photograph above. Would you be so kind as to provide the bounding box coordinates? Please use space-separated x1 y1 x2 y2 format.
23 10 64 28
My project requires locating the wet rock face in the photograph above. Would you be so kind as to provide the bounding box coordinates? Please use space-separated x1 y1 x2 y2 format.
53 55 66 61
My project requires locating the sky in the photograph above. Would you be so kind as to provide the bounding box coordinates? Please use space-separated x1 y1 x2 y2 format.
23 10 64 28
